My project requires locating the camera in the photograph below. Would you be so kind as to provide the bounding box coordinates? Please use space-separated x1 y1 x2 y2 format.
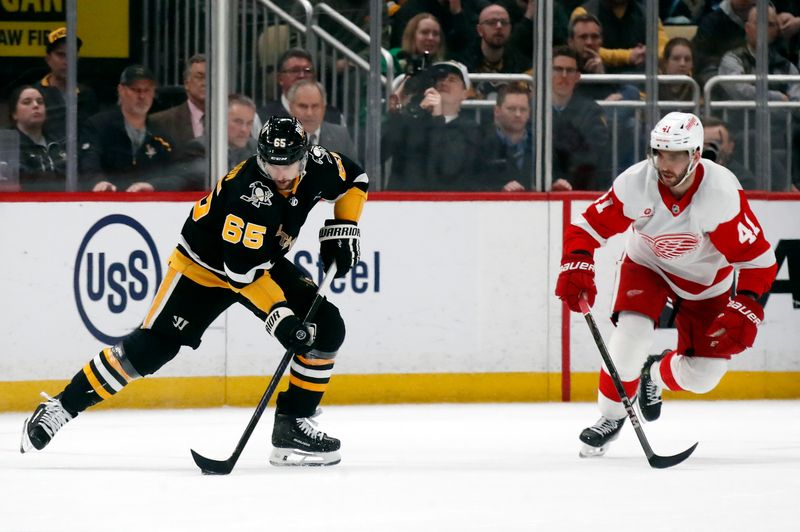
702 141 720 162
398 51 438 118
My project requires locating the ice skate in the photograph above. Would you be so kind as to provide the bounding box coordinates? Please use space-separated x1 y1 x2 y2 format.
20 392 75 453
639 350 668 422
579 416 625 458
269 412 341 466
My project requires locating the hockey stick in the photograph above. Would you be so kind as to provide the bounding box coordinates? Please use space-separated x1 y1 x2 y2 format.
191 263 338 475
578 297 698 469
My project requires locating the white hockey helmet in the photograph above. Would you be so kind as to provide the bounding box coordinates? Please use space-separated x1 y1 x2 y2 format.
648 112 704 186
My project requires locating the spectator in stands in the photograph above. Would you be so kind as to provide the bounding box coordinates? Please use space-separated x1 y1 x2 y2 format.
149 54 206 148
32 27 98 142
550 46 611 191
774 1 800 65
148 94 258 191
288 80 359 162
390 0 474 53
79 65 175 192
390 13 446 78
568 13 639 102
8 85 66 191
719 4 800 191
382 60 480 190
507 0 569 66
701 116 757 190
692 0 754 86
568 13 638 171
478 82 532 191
457 3 529 99
719 5 800 103
659 37 696 102
570 0 668 74
258 48 342 127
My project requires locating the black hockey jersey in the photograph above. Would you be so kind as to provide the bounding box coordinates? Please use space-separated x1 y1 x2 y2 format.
177 145 368 289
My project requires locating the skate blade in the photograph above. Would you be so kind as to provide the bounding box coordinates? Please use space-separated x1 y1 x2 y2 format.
19 418 34 454
579 443 610 458
269 447 341 467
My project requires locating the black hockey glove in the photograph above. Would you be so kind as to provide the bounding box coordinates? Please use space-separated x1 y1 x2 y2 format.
265 304 316 355
319 219 360 279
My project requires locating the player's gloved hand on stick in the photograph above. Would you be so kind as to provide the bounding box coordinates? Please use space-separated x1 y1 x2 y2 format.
555 251 596 313
319 219 360 279
705 293 764 356
265 304 316 355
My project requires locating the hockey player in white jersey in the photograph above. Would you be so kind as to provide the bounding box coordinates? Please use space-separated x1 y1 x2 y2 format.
555 112 777 458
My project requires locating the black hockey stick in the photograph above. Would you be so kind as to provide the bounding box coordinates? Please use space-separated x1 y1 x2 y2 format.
191 263 338 475
578 297 698 469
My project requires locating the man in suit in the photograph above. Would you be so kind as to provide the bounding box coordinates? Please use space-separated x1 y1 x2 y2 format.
257 48 342 127
148 94 258 191
287 79 358 163
149 54 206 147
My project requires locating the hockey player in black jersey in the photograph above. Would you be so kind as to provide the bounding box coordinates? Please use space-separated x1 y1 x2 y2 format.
21 116 368 466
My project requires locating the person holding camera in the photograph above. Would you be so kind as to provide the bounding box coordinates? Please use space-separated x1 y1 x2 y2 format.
383 60 481 191
701 116 758 191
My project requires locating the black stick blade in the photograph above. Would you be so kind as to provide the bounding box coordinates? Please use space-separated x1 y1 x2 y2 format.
647 441 698 469
191 449 235 475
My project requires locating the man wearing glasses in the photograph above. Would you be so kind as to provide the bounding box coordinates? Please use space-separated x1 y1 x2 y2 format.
457 4 529 99
550 46 611 192
257 48 343 129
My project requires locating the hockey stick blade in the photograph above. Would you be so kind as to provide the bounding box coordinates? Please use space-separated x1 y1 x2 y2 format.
578 297 698 469
647 441 698 469
190 449 235 475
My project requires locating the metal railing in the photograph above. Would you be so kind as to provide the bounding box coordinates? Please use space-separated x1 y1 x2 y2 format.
705 75 800 191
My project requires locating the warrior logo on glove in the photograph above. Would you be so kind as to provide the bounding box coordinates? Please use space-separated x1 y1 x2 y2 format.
319 219 361 279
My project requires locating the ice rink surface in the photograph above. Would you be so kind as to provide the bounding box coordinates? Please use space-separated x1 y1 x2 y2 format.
1 401 799 532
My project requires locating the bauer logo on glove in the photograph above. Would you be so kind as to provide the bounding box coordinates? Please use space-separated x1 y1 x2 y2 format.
319 219 360 279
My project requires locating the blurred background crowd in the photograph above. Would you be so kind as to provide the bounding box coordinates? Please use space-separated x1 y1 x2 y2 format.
0 0 798 193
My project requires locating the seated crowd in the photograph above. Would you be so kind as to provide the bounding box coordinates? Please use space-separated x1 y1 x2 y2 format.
4 1 800 193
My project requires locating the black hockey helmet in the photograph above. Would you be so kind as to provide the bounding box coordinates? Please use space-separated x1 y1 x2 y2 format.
257 116 308 167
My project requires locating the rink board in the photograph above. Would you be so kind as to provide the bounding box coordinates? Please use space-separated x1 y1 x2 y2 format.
0 192 798 410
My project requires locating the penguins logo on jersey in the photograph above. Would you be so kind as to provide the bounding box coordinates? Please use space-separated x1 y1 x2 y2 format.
241 181 273 208
308 144 332 165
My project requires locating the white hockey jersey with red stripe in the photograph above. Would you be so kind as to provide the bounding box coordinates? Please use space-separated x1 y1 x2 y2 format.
565 159 776 300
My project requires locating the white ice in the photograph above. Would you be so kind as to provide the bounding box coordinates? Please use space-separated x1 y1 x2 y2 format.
1 401 799 532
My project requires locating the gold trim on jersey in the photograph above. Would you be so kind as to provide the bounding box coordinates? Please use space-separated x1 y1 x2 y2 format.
334 187 367 222
142 267 181 329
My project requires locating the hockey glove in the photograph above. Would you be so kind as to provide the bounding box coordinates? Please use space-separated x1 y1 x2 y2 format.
265 304 316 355
555 252 596 313
705 294 764 356
319 219 360 279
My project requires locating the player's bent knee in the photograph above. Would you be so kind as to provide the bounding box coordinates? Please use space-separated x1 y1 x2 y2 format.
608 311 655 380
310 301 346 357
676 356 728 393
121 328 182 377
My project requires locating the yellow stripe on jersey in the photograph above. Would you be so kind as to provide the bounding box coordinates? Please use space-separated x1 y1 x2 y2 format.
168 249 228 289
237 273 287 314
142 267 179 328
334 187 367 222
289 375 329 392
82 363 113 400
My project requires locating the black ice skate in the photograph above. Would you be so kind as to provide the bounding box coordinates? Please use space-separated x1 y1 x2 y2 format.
270 412 341 466
20 392 75 453
639 350 668 422
579 416 625 458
